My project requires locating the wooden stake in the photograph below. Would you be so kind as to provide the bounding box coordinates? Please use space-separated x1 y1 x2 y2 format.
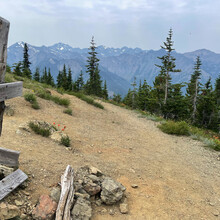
0 17 10 136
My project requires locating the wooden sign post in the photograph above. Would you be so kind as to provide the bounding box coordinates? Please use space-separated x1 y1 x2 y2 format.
0 17 27 201
0 17 10 136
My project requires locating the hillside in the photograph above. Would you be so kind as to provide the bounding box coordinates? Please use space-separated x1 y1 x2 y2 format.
7 42 220 96
1 78 220 219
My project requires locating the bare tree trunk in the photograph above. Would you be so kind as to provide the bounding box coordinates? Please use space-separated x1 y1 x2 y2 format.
164 74 168 105
0 17 10 136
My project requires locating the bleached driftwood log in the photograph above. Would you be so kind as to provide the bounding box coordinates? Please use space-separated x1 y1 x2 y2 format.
56 165 74 220
0 17 10 136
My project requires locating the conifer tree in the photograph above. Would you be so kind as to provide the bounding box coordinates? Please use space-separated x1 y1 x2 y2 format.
85 36 102 97
41 67 48 84
102 80 108 100
187 56 202 123
214 75 220 132
78 71 84 91
33 67 40 82
155 28 180 105
22 43 32 78
196 78 216 128
47 68 55 86
13 62 23 76
57 71 63 88
62 64 68 90
112 93 122 103
67 68 73 90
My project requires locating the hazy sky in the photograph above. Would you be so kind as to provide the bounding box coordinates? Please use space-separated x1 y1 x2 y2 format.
1 0 220 53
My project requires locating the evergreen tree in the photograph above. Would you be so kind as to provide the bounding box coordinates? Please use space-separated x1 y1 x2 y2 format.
186 56 202 123
13 62 22 76
102 80 108 100
112 93 122 103
67 68 73 90
196 78 216 128
62 64 68 90
85 36 102 97
41 67 48 84
155 28 180 105
22 43 32 78
137 79 151 111
130 77 138 109
47 68 55 86
6 65 11 73
214 75 220 132
78 71 84 91
33 67 40 82
57 71 63 88
123 89 133 107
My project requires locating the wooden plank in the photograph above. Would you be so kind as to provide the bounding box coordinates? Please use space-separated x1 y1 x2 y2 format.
0 81 23 102
0 17 10 136
0 169 28 201
0 147 20 167
56 165 74 220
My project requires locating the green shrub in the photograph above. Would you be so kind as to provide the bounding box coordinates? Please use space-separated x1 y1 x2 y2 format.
24 93 40 110
24 93 36 103
29 122 51 137
158 121 190 136
69 92 104 109
63 108 72 115
61 135 71 147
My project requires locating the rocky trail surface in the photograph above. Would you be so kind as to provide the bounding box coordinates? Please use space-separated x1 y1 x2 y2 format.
1 89 220 219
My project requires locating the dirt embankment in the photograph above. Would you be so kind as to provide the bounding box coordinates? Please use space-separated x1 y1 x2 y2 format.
1 90 220 219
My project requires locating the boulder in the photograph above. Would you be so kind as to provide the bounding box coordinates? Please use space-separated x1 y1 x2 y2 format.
32 195 57 220
71 197 92 220
101 177 126 205
0 203 20 220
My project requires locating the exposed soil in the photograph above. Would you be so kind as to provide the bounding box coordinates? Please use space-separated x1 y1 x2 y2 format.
1 89 220 219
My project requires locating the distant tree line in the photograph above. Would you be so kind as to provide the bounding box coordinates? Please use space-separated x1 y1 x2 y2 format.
114 29 220 132
11 39 109 99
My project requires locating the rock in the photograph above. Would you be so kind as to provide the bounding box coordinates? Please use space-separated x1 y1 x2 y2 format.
50 131 68 143
119 203 129 214
109 209 115 215
75 192 90 200
84 182 101 196
88 174 101 183
212 209 219 216
0 165 14 178
101 177 126 205
19 122 31 132
4 105 15 116
131 184 138 188
71 197 92 220
32 195 57 220
95 199 102 206
89 166 103 176
0 202 20 220
15 200 24 206
50 187 61 203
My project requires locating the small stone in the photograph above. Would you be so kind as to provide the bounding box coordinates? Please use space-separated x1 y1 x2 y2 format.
84 182 101 196
101 208 107 214
95 199 102 206
75 192 90 200
21 213 27 219
0 165 14 178
213 210 219 216
89 166 103 176
0 203 20 219
109 209 115 215
15 200 24 206
120 203 129 214
131 184 138 188
71 197 92 220
32 194 57 220
50 187 61 203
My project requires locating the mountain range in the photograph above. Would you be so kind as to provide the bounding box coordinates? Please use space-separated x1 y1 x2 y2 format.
7 42 220 96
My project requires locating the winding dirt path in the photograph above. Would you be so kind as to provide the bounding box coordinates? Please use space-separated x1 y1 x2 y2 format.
1 89 220 219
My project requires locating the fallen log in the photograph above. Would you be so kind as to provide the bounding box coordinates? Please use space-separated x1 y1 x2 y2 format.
0 147 20 167
56 165 74 220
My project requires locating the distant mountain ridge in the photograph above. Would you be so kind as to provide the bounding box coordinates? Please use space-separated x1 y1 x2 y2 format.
7 42 220 96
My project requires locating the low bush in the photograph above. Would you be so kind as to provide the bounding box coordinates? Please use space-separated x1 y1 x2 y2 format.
61 135 71 147
24 93 40 110
158 121 190 136
63 108 72 115
69 92 104 109
29 122 51 137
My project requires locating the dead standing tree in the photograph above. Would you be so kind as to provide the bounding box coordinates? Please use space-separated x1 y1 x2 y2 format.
0 16 10 135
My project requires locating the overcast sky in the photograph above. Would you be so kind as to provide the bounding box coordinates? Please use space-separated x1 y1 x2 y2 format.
1 0 220 53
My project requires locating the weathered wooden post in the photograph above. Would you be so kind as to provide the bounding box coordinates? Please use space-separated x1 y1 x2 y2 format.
0 17 10 135
0 17 27 201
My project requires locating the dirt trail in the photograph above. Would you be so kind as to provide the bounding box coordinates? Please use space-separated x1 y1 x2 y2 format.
1 90 220 219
